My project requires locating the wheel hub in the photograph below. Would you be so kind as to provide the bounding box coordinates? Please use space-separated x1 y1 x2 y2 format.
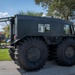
27 47 41 62
65 46 75 58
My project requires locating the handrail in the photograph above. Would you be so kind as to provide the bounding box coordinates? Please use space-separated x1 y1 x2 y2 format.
0 17 14 22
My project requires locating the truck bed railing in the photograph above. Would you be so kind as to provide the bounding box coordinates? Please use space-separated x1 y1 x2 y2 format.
0 16 14 45
0 17 14 22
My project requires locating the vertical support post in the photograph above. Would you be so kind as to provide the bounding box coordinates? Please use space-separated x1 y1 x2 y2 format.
10 18 14 45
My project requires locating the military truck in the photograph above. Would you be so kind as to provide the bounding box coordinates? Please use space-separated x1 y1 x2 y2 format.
0 15 75 71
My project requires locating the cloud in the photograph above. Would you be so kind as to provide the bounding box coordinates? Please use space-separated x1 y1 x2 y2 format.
0 12 9 18
0 12 9 32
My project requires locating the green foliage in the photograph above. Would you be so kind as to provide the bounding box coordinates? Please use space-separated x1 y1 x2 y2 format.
19 11 43 16
3 25 10 38
34 0 52 7
34 0 75 20
0 49 11 61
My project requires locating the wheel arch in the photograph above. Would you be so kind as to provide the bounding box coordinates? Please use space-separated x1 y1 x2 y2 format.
13 36 47 46
57 36 75 44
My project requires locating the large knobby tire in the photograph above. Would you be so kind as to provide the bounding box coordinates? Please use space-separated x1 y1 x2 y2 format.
48 45 57 61
9 49 15 61
55 39 75 66
17 38 48 71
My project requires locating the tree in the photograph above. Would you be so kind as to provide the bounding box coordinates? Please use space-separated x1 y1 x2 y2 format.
3 25 10 38
19 11 43 16
34 0 75 20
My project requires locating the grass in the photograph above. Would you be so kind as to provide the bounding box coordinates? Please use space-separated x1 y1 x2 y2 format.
0 49 11 61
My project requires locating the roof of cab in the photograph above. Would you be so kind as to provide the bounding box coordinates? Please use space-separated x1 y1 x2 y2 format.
15 14 69 24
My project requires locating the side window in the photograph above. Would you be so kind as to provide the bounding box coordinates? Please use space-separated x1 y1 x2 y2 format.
64 25 70 34
38 24 50 33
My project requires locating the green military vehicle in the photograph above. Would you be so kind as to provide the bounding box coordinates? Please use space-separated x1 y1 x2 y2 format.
0 15 75 71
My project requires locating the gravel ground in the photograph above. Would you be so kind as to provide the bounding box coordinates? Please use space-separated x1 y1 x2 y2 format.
0 61 75 75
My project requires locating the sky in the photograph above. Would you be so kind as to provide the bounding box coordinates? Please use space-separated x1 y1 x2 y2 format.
0 0 46 16
0 0 47 31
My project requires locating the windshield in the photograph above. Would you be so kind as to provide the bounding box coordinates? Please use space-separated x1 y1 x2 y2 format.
64 24 74 35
